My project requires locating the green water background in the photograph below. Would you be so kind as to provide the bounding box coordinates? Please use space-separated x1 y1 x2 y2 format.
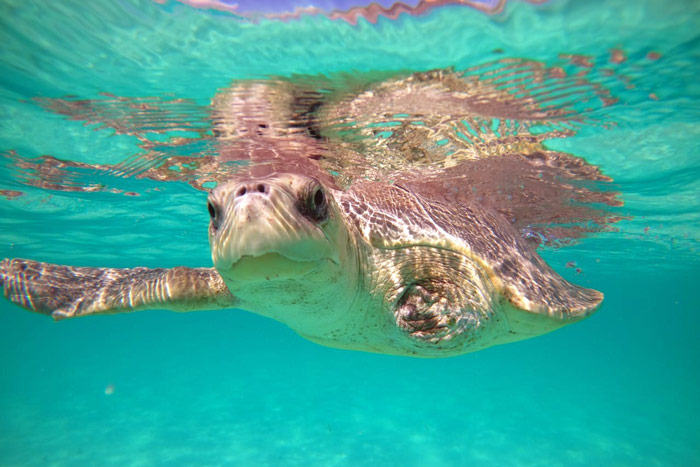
1 0 699 465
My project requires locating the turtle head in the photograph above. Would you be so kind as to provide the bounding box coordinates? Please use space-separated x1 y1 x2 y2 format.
207 173 359 323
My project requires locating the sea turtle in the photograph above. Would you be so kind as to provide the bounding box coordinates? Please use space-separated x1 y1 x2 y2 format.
0 61 618 357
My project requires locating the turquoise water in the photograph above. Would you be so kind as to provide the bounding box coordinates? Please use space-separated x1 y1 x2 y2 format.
1 0 699 465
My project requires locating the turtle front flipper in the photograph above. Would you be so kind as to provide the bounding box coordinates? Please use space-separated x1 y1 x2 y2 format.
0 258 235 320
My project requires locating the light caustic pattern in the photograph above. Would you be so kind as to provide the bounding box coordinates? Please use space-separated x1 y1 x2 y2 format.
1 57 622 247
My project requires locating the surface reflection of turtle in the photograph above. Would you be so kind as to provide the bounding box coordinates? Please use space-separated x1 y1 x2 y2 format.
1 61 619 357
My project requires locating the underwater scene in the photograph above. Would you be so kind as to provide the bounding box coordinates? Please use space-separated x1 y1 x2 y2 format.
0 0 699 465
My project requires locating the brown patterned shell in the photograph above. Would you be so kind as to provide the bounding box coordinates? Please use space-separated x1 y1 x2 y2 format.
341 181 603 320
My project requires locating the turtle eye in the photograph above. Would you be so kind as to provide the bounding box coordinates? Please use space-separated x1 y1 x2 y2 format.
207 201 220 229
303 186 328 223
313 187 325 209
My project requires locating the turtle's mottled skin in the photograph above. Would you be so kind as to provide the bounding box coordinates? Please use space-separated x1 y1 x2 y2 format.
0 65 611 357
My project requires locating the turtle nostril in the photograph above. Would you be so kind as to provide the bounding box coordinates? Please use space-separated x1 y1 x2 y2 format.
234 182 269 198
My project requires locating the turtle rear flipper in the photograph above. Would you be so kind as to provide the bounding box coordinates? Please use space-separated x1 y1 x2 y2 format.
485 227 603 338
1 258 235 320
499 267 603 340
